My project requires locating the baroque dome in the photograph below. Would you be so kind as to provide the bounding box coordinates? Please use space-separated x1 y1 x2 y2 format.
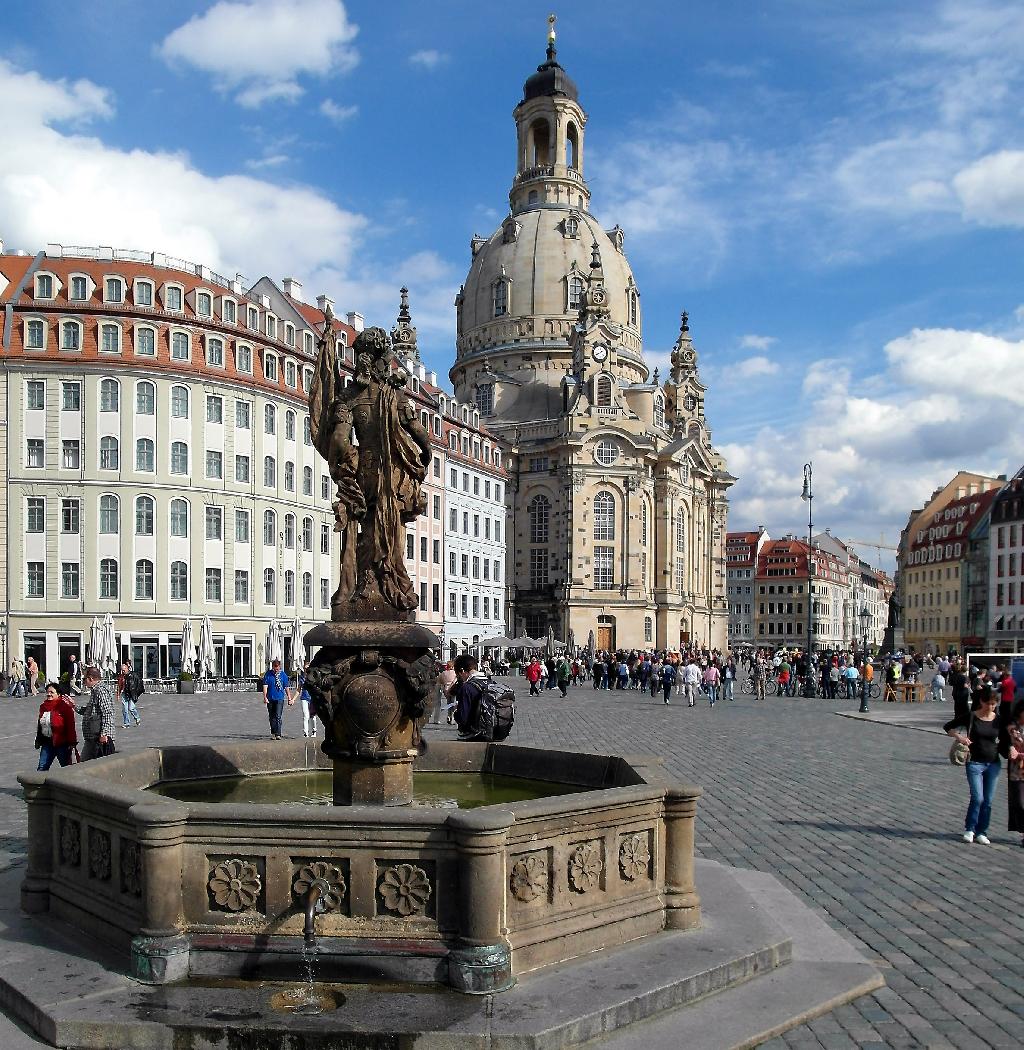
456 209 641 361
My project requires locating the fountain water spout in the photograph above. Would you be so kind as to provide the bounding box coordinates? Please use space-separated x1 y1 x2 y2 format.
302 879 329 947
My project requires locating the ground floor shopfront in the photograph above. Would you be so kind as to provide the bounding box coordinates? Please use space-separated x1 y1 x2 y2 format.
3 615 315 682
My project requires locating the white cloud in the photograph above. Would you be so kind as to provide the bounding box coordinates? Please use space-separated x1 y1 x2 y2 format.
953 150 1024 226
722 319 1024 548
159 0 359 109
0 57 364 286
408 49 449 71
731 355 779 380
244 153 290 171
739 334 776 351
319 98 358 125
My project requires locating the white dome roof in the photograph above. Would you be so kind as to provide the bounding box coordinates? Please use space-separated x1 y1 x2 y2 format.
457 208 640 355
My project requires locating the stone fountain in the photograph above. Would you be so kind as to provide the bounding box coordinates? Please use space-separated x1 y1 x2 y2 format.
10 317 880 1047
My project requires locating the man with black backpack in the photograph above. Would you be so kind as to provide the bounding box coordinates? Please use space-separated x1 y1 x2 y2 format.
448 654 515 742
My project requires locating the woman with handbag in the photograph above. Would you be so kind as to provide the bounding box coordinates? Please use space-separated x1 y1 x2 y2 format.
1006 698 1024 848
945 688 1002 844
35 683 79 770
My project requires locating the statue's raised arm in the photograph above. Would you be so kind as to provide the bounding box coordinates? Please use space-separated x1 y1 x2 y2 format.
309 303 339 463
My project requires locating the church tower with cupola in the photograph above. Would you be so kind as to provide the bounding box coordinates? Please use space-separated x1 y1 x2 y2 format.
450 19 734 652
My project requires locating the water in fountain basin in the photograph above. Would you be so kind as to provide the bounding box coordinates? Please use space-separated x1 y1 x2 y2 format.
151 770 583 807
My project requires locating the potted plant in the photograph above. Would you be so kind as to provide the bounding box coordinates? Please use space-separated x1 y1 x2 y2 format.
177 671 196 694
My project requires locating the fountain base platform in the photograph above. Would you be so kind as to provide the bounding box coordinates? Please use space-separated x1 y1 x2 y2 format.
0 860 881 1050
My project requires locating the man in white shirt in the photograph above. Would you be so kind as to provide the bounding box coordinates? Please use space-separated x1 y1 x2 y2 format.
683 659 701 708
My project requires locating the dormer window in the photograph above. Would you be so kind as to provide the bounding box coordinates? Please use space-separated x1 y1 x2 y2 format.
266 315 277 340
285 323 295 346
70 275 88 301
303 331 314 355
563 215 579 239
165 285 184 312
134 280 154 307
493 277 509 318
104 277 124 304
196 291 212 318
285 360 296 388
248 306 260 330
35 274 55 299
222 298 237 324
264 352 278 382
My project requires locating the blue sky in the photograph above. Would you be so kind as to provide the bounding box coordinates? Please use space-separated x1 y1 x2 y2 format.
3 0 1023 563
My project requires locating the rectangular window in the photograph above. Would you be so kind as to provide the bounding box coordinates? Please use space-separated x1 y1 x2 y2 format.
61 562 80 599
483 597 490 619
235 400 251 428
62 382 81 411
61 498 80 534
473 476 480 496
196 292 212 318
70 275 87 301
406 533 414 560
472 595 480 618
236 344 252 373
171 332 189 360
104 278 122 303
433 494 441 519
205 507 223 540
320 578 330 608
530 548 548 588
420 582 427 611
321 524 330 555
205 451 223 479
461 595 468 617
26 380 45 410
62 440 80 469
135 281 153 307
420 535 428 562
26 562 44 598
166 286 183 311
462 554 469 577
100 324 120 352
235 570 249 603
321 475 330 500
136 327 155 355
449 552 456 575
472 556 480 579
433 539 440 563
494 559 500 582
235 509 250 543
594 547 614 589
26 438 45 468
206 396 223 423
473 514 480 537
449 592 457 617
483 559 490 580
235 454 250 482
27 498 45 532
207 337 224 366
205 568 222 602
449 508 457 530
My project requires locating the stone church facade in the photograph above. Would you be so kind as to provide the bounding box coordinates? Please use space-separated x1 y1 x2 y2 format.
450 32 734 653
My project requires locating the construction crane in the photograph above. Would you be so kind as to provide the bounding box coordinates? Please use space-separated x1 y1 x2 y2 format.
845 537 898 571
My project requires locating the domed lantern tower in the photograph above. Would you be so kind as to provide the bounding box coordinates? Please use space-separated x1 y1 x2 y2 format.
451 19 733 652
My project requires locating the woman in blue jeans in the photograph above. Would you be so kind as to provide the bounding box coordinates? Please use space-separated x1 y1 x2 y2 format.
945 690 1002 844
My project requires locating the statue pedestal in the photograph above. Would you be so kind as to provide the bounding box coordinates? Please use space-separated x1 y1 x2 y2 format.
882 627 905 654
304 621 438 807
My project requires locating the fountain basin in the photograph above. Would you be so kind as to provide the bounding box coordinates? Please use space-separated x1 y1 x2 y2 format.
19 739 701 993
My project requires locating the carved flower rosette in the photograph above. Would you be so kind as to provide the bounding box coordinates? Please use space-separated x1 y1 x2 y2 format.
568 842 603 894
60 818 81 867
509 854 547 903
293 861 347 912
209 859 262 912
88 829 111 881
619 834 651 882
378 863 431 917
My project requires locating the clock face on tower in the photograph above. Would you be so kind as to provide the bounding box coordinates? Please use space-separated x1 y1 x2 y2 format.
683 394 697 411
592 344 609 363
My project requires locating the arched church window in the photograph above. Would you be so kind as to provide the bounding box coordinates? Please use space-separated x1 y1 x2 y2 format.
528 190 539 205
529 118 550 166
676 512 686 554
629 290 638 327
493 279 508 318
567 122 579 170
641 501 649 547
594 491 615 540
644 616 653 643
475 383 494 415
594 374 612 407
529 495 550 544
654 396 665 429
568 275 584 311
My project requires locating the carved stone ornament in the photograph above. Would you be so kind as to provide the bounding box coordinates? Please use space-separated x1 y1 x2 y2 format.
120 838 142 897
568 842 603 893
209 859 262 912
293 861 347 912
378 863 432 916
510 854 547 903
88 828 111 881
59 817 81 867
619 834 651 882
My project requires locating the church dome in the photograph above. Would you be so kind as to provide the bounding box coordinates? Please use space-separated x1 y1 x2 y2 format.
522 44 579 102
457 208 641 359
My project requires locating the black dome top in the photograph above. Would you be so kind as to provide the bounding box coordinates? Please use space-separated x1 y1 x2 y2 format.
522 44 579 103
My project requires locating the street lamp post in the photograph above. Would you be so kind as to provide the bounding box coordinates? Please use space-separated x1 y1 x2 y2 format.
801 463 814 688
859 604 871 713
0 621 7 679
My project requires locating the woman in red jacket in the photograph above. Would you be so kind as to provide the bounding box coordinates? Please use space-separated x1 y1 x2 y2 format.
35 683 79 770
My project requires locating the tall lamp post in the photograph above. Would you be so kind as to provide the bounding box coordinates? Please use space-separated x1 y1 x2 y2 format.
801 463 814 673
859 604 871 713
0 621 7 680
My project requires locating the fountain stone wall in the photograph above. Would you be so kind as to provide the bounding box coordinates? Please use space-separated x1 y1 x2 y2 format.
20 740 700 992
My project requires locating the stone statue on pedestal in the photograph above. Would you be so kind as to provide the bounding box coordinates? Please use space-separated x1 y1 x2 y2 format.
305 311 438 805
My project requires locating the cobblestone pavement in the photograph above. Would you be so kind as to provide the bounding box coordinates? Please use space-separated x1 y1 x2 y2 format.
1 680 1020 1049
